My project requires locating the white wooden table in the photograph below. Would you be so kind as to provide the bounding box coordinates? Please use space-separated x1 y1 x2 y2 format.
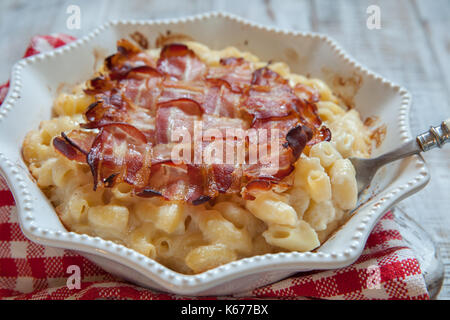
0 0 448 299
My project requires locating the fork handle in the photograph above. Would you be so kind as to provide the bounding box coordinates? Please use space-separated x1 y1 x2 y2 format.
416 118 450 151
374 139 421 167
373 119 449 167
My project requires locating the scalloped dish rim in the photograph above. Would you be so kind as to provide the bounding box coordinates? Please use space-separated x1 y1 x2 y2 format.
0 12 430 295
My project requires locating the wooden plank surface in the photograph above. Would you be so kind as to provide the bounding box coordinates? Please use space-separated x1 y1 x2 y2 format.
0 0 448 299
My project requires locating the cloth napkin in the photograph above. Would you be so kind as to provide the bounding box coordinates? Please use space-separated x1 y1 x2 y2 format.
0 35 430 300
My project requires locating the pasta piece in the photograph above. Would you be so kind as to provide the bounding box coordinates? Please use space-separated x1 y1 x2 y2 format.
304 78 336 102
335 208 346 221
329 159 357 210
154 236 173 258
245 191 298 227
185 40 260 65
294 157 332 203
263 221 320 252
134 201 157 223
268 62 290 77
87 205 129 239
316 101 346 123
213 201 266 238
309 141 342 170
39 116 80 146
54 92 95 116
286 74 308 87
333 132 354 158
286 186 310 219
316 219 340 244
51 158 78 188
23 115 82 165
127 227 156 258
185 244 237 274
23 130 53 164
135 201 185 234
58 194 89 226
33 158 58 187
111 183 134 200
155 203 185 234
303 200 336 231
327 110 371 158
193 209 252 254
172 232 205 257
252 235 276 256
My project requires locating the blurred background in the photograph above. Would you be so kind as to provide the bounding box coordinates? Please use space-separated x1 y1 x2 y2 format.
0 0 448 298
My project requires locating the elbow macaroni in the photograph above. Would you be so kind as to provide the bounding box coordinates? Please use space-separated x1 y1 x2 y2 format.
263 221 320 252
22 41 372 274
293 157 332 203
329 159 358 210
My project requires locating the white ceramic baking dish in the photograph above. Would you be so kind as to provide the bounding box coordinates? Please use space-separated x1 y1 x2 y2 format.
0 12 429 296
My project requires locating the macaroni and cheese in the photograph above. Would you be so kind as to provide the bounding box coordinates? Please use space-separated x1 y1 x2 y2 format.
22 39 372 274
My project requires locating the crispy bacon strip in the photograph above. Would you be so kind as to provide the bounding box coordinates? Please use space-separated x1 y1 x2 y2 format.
243 115 312 191
207 57 253 93
202 140 244 197
242 67 303 121
202 114 249 137
294 83 320 103
138 162 205 204
247 67 330 146
157 43 207 81
87 123 151 190
86 68 163 115
202 79 241 117
252 114 300 139
106 39 155 80
158 79 204 104
296 101 331 145
251 67 286 86
241 179 291 200
84 75 114 96
286 125 313 159
155 98 202 144
243 143 295 181
241 179 273 200
159 79 241 118
54 39 333 204
53 137 84 162
208 164 240 194
53 130 97 163
120 66 163 113
82 91 157 143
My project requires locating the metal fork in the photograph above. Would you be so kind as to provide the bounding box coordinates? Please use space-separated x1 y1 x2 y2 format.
350 119 449 195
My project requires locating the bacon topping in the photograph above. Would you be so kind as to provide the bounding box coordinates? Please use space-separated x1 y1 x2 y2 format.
242 67 303 120
294 83 320 103
286 125 313 159
207 57 253 93
53 130 97 162
53 137 84 162
155 98 202 144
106 39 156 80
141 163 205 203
87 123 151 190
55 39 332 204
157 43 207 81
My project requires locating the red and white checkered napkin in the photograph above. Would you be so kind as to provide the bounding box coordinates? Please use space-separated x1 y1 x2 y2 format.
0 35 430 300
0 34 76 105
